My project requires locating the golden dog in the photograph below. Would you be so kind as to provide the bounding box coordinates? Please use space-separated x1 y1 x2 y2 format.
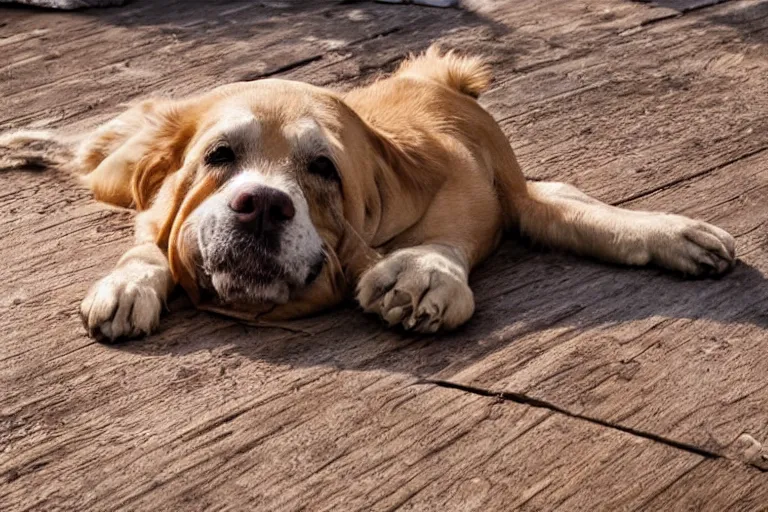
1 46 736 341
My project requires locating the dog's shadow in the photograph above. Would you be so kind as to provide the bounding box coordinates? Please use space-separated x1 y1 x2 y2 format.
114 239 768 380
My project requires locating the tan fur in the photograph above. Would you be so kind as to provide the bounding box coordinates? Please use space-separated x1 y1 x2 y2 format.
2 45 736 340
396 45 492 98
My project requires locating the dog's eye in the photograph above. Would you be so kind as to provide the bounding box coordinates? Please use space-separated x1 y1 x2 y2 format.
205 144 236 166
307 156 339 181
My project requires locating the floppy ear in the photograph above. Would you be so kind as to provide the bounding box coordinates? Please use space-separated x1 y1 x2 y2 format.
131 112 197 210
330 95 440 250
163 172 218 304
78 98 198 210
78 97 207 300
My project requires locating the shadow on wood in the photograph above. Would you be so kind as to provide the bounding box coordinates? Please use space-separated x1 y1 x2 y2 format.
701 0 768 44
72 0 512 49
109 237 768 380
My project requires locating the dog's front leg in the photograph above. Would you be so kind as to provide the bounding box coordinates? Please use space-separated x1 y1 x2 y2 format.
356 243 474 333
80 203 175 342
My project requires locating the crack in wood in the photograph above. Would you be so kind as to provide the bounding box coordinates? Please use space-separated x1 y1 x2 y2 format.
422 379 736 462
636 0 730 15
636 11 681 27
613 145 768 206
240 55 324 82
239 27 403 83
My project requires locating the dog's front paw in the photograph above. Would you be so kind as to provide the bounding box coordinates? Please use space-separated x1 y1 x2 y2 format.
647 214 736 276
356 247 474 333
80 262 166 342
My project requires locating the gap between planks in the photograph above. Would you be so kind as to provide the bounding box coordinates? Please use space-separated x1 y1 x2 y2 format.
422 379 767 472
613 145 768 206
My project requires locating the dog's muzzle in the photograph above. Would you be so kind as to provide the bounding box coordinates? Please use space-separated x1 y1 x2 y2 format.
196 184 325 304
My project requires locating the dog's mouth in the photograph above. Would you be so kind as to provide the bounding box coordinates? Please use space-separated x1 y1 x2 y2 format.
304 254 325 286
192 202 328 311
199 243 325 307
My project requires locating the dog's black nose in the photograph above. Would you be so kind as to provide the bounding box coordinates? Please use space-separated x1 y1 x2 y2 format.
229 185 295 235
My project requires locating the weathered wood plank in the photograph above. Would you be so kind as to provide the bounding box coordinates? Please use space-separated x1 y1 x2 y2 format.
642 458 768 510
479 0 768 202
0 0 437 131
435 150 768 469
643 0 727 13
2 0 768 510
0 0 677 131
1 372 763 511
386 0 768 470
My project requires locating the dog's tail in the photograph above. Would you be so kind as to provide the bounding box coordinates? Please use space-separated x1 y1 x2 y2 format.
396 44 492 99
0 130 77 172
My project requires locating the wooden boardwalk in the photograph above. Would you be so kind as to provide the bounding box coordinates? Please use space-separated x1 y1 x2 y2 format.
1 0 767 509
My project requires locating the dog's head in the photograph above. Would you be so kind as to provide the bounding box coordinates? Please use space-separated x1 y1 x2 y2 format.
133 80 384 319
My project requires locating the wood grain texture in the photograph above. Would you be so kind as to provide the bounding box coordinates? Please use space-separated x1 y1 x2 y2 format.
3 371 763 511
426 0 768 471
1 0 767 510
